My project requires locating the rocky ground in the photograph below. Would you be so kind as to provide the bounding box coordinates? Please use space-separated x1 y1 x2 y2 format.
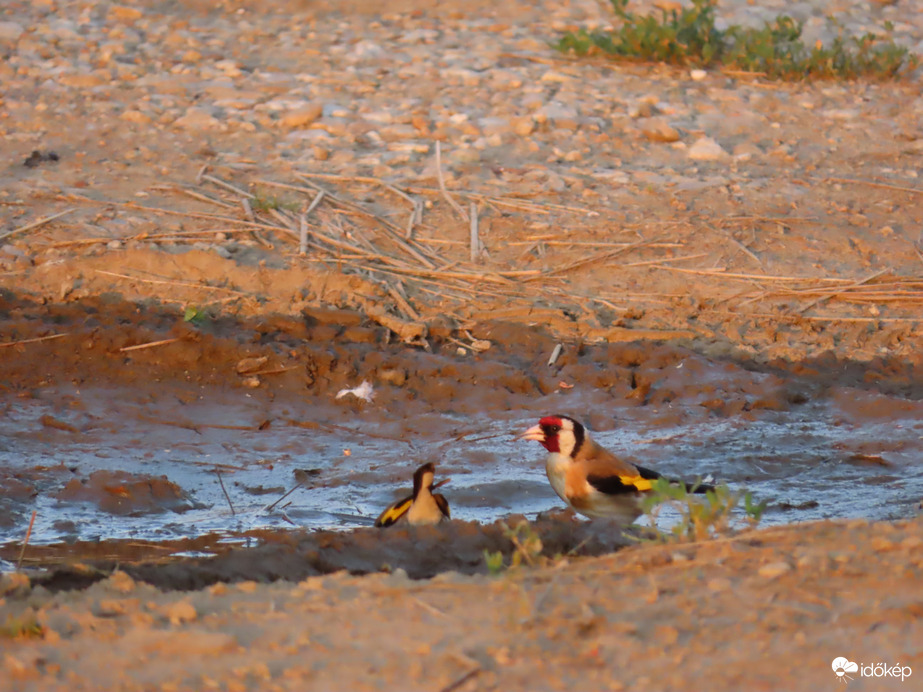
1 0 922 690
2 0 922 361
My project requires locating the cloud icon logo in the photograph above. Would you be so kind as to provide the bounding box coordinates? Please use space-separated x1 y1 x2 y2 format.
832 658 859 682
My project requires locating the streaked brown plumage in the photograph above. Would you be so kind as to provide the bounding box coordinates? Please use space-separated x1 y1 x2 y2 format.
520 415 711 523
375 462 450 528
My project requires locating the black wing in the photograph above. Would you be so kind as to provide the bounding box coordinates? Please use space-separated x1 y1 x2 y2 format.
636 464 714 494
587 472 654 495
374 495 413 527
434 493 450 520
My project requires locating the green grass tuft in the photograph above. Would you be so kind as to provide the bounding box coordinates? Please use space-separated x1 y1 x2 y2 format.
556 0 917 80
484 520 545 574
640 477 767 543
1 614 44 640
251 190 300 213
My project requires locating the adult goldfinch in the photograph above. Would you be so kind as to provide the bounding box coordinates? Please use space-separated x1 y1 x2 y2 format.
520 415 712 523
375 462 450 527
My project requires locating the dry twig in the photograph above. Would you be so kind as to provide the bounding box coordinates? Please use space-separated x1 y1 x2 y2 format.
824 177 923 196
119 338 182 353
469 201 479 262
96 269 249 295
799 268 890 314
16 510 37 571
0 208 75 243
0 333 69 348
435 141 468 221
215 468 236 516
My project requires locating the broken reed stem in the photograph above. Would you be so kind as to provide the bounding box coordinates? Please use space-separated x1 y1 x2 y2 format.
245 365 301 376
652 267 864 283
16 510 37 571
547 343 564 367
269 208 298 231
302 226 411 268
469 201 479 262
201 173 253 199
527 240 654 281
49 229 262 248
405 198 423 240
382 182 418 209
0 333 69 348
241 197 256 222
511 240 683 248
215 468 236 516
438 667 481 692
406 208 416 239
293 171 420 215
702 309 921 324
95 269 249 295
274 177 440 269
304 188 326 217
352 262 537 285
175 187 236 209
387 282 421 321
720 230 763 268
799 268 890 314
0 208 75 243
404 185 600 216
263 481 306 514
825 177 923 196
299 214 309 256
624 253 708 268
435 141 468 221
299 189 326 255
119 337 182 353
119 202 283 232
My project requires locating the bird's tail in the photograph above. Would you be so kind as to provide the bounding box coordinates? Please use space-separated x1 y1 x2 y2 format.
683 478 715 494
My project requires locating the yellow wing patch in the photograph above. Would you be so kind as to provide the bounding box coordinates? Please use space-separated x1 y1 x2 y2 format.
374 496 413 528
619 475 654 492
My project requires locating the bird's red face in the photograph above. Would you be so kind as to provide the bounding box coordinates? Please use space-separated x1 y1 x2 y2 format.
520 415 581 456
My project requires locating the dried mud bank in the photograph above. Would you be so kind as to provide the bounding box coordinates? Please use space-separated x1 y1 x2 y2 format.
4 513 633 592
1 517 921 692
3 290 922 402
3 0 923 366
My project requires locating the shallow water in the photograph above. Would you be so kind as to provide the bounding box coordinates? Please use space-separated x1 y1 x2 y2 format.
1 376 920 549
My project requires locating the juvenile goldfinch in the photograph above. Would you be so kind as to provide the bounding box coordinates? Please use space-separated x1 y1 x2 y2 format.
375 462 450 528
520 415 712 523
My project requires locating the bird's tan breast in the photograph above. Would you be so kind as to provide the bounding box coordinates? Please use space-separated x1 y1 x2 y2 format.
405 490 446 525
564 462 593 505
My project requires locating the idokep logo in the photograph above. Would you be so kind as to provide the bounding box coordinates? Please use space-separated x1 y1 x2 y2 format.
832 657 912 684
832 658 859 683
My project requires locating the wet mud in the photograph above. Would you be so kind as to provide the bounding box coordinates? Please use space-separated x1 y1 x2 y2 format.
1 291 922 587
2 513 633 592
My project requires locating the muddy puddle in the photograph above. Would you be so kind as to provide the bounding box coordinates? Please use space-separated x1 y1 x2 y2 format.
1 295 922 575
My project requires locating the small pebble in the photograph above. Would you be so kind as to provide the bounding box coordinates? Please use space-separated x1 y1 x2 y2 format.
758 561 792 579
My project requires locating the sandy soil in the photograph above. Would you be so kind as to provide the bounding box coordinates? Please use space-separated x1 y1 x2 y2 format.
2 517 922 691
2 0 923 689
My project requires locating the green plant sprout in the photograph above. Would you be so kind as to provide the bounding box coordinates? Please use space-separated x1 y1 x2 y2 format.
557 0 917 80
640 476 768 543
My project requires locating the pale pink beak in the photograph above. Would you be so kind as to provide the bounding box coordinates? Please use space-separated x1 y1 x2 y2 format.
518 424 545 442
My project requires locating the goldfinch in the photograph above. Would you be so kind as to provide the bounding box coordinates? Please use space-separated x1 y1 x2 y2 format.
520 415 712 523
375 462 450 527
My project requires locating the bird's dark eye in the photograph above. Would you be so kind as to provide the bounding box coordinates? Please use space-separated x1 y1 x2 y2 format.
547 425 560 434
